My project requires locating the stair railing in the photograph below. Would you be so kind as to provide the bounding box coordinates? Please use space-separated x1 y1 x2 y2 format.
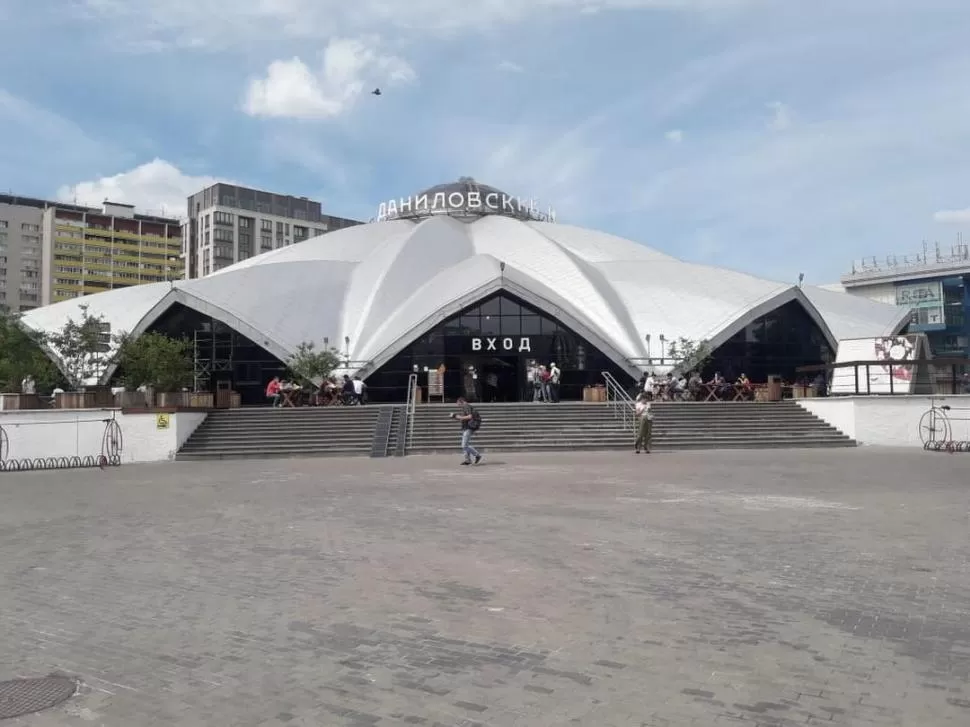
404 373 418 452
601 371 637 431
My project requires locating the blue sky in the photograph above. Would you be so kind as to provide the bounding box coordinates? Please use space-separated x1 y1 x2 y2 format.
2 0 969 283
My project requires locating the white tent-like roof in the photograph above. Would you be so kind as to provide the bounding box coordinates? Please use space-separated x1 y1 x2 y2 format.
21 191 909 382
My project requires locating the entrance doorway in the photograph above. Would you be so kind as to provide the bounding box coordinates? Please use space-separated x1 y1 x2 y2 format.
476 356 519 402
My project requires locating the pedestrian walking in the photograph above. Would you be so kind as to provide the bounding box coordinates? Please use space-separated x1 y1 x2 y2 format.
635 391 653 454
451 396 483 465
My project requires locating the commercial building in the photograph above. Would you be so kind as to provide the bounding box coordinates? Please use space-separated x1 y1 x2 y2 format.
182 183 362 278
837 242 970 357
23 178 908 403
1 195 182 311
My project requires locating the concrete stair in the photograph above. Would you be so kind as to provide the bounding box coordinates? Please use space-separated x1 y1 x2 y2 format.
406 401 854 454
175 407 385 460
651 401 855 450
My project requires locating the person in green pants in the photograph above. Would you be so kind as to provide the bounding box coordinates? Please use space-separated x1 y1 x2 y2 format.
635 391 653 454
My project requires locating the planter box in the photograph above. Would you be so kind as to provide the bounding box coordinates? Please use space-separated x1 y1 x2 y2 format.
115 391 149 408
0 393 42 410
155 391 213 409
57 392 96 409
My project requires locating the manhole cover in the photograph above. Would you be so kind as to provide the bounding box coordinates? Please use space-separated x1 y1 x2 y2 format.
0 676 76 719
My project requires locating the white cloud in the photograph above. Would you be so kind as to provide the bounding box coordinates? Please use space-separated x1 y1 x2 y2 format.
75 0 757 48
497 60 524 73
56 159 220 218
766 101 792 131
665 129 684 143
933 208 970 224
243 37 415 120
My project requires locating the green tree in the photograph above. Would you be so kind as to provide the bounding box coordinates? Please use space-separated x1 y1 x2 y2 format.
45 304 114 389
667 337 713 374
114 331 194 392
0 307 62 392
286 341 342 386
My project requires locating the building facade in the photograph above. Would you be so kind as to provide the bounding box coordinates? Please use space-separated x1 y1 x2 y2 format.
23 179 909 404
41 201 182 306
0 197 45 311
182 183 361 278
2 195 182 311
839 243 970 357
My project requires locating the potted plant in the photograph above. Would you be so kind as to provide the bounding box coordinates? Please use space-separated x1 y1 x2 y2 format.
286 341 342 404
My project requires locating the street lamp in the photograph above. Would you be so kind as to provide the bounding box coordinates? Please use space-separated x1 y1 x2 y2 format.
659 334 666 365
644 334 651 365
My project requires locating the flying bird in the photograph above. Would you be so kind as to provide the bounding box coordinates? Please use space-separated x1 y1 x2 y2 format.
372 88 382 96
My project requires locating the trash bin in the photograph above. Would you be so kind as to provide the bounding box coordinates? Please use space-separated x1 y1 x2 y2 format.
766 375 783 401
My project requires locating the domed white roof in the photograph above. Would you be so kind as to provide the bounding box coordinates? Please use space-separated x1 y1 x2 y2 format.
21 212 909 380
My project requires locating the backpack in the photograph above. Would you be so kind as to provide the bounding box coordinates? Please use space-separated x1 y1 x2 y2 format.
468 409 482 430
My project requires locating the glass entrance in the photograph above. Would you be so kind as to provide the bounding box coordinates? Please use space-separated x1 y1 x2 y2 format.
365 292 635 402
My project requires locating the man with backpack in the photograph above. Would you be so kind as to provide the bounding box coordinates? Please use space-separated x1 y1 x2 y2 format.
451 396 483 466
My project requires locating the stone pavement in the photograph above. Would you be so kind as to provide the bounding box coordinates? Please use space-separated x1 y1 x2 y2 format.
1 448 969 726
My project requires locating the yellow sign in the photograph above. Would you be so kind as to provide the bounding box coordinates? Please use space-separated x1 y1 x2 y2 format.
156 413 170 430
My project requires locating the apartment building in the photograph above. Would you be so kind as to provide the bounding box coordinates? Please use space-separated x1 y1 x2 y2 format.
43 200 183 305
0 197 45 311
183 183 361 278
0 194 183 309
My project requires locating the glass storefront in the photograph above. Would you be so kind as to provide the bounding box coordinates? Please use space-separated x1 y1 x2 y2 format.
142 303 284 405
706 300 833 383
365 293 636 402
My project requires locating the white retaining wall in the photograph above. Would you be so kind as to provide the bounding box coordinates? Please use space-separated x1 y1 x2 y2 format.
0 409 207 464
796 395 970 447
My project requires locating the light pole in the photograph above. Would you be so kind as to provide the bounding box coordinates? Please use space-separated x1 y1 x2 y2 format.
659 334 666 365
644 334 651 367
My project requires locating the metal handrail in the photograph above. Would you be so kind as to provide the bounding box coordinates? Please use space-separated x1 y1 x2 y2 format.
601 371 636 431
404 373 418 452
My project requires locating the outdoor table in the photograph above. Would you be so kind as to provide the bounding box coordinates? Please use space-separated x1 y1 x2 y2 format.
280 389 300 407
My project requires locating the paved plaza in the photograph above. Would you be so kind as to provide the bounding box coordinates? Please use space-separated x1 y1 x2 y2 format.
1 449 969 726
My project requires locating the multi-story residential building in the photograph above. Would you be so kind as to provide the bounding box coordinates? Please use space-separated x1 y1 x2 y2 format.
41 200 182 305
837 241 970 357
0 196 46 311
0 194 183 309
182 183 361 278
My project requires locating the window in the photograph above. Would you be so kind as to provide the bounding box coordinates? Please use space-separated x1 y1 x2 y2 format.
314 227 328 236
214 227 234 242
260 219 272 232
238 217 252 228
214 244 233 260
22 235 39 244
21 223 39 232
260 234 273 251
276 221 284 233
214 210 233 225
293 209 306 220
294 225 308 239
0 220 7 228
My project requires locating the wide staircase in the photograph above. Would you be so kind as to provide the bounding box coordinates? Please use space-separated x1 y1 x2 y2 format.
407 402 631 454
651 400 855 450
175 399 854 460
406 400 854 454
175 407 387 460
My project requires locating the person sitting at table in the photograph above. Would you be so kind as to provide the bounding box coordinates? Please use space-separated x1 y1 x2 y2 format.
736 373 753 400
342 375 357 405
265 376 282 407
687 372 703 400
667 373 686 400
